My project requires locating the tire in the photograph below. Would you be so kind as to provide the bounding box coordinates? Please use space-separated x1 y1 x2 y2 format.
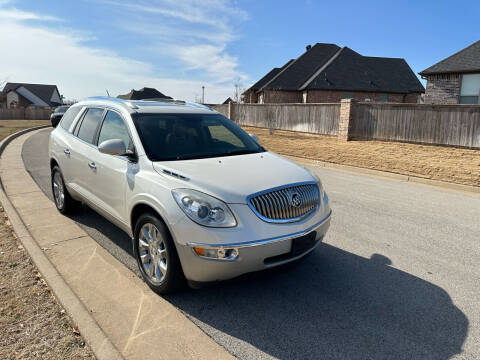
51 165 78 214
51 116 60 127
133 213 185 294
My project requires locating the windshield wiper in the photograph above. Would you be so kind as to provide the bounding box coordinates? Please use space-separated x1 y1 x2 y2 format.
222 149 260 157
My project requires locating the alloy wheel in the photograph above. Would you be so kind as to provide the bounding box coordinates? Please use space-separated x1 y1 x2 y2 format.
138 223 168 284
52 171 65 209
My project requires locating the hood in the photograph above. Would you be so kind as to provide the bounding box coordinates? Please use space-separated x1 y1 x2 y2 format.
153 152 315 204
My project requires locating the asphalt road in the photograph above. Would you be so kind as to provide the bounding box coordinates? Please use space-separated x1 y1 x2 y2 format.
23 128 480 360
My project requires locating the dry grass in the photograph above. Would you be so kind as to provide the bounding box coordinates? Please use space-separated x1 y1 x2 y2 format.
0 120 51 140
0 207 95 359
0 120 94 359
244 126 480 187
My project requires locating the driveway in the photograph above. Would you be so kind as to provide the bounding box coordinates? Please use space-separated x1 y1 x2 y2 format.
22 128 480 360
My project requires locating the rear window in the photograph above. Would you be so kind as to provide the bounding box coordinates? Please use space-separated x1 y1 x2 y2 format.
76 108 104 144
60 106 82 131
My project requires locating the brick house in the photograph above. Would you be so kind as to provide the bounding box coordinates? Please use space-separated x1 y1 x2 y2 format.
0 82 62 108
419 40 480 104
243 43 424 104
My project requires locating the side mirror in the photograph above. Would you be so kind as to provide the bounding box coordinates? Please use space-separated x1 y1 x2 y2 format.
249 133 259 143
98 139 126 156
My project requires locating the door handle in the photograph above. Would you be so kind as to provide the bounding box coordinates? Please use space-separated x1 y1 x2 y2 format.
88 161 96 170
63 148 70 155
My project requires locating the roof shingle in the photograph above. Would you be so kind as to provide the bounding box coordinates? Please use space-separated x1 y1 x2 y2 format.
262 43 341 91
255 43 423 94
306 47 425 93
419 40 480 76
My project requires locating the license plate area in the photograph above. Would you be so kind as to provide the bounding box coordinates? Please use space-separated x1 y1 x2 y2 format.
291 231 318 257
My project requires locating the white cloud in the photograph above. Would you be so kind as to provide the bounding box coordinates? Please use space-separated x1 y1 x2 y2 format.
0 2 241 103
101 0 248 84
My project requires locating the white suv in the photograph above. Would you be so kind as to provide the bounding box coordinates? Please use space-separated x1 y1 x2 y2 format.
49 97 331 294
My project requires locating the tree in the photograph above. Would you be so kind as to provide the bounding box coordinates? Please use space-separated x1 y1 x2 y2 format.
233 77 245 103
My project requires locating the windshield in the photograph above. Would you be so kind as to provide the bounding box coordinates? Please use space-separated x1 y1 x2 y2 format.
54 106 69 113
132 113 265 161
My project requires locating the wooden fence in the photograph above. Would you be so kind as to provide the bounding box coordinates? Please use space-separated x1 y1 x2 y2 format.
213 101 480 148
352 103 480 148
214 103 340 136
0 108 52 120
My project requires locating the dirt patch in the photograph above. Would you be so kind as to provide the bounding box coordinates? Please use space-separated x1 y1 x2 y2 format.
243 126 480 187
0 206 95 359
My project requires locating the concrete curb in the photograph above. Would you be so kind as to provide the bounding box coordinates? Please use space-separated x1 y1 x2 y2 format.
0 127 124 360
285 155 480 195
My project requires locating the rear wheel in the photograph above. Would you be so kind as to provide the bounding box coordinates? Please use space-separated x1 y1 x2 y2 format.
51 165 78 214
133 213 185 294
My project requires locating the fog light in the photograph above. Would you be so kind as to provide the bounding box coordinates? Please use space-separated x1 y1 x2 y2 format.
192 246 239 261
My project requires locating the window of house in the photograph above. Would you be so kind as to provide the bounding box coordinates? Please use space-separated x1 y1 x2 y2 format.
60 106 82 131
460 74 480 104
341 92 354 99
76 108 104 144
378 93 389 102
97 111 132 150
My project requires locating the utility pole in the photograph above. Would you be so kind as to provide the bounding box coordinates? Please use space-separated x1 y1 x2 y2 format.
201 86 205 104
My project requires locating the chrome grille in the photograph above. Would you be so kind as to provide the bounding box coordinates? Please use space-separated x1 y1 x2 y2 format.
248 183 319 222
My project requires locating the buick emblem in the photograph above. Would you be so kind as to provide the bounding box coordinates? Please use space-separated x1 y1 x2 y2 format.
289 191 302 208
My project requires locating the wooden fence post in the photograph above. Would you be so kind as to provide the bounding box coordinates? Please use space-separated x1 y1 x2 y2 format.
227 101 232 121
338 99 356 141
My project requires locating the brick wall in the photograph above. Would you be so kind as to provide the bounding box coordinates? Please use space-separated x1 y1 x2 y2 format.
243 90 260 104
424 74 461 104
260 90 303 103
244 89 422 104
306 90 420 103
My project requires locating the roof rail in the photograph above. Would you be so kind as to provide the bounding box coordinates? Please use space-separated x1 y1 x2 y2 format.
82 96 212 111
83 96 139 109
184 101 212 110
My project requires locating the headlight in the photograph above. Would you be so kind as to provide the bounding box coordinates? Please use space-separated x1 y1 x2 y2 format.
172 189 237 227
308 171 325 200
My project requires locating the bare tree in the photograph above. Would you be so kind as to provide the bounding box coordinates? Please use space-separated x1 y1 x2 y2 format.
233 77 245 103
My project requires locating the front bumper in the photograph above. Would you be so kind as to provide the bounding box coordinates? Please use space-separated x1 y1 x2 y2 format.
176 210 331 282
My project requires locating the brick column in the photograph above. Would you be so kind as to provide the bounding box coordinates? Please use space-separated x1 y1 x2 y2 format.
338 98 356 141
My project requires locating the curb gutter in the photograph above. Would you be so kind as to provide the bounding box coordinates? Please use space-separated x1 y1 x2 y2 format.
286 155 480 195
0 127 124 360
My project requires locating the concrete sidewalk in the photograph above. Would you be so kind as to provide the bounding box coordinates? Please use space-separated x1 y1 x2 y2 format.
0 130 233 360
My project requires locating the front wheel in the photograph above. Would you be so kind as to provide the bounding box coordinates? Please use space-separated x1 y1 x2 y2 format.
133 213 185 294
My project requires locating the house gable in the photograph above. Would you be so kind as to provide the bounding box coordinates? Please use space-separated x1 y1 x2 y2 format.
16 86 50 107
1 82 61 107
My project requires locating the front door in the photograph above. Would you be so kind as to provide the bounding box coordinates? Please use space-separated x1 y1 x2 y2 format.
88 110 134 224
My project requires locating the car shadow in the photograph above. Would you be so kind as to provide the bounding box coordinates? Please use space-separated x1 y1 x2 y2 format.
166 245 468 360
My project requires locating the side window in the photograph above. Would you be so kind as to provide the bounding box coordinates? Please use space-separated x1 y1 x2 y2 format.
60 106 82 131
341 92 354 99
97 111 132 149
77 108 104 144
378 93 389 102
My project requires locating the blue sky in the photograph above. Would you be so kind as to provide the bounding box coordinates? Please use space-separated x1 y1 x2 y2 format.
0 0 479 102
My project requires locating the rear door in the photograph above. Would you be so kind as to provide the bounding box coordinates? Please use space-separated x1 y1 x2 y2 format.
50 106 84 187
69 107 105 202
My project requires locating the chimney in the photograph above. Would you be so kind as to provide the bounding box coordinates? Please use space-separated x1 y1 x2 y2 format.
306 45 312 51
